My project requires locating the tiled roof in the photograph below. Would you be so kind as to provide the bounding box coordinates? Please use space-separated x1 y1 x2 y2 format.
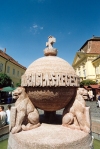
0 50 26 70
79 36 100 54
84 85 100 89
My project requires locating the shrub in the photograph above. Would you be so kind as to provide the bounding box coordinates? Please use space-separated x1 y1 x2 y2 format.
80 79 97 86
0 73 12 87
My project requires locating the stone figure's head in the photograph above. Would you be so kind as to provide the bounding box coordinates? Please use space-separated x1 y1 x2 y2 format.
77 88 88 100
12 87 27 100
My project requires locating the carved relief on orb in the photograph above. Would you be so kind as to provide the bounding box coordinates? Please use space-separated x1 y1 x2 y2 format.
21 36 80 111
25 87 77 111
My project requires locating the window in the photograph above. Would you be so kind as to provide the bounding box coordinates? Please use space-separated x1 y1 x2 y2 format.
79 71 81 76
96 66 99 75
0 63 3 72
78 67 80 70
17 71 19 77
83 69 86 77
7 66 10 73
13 69 15 75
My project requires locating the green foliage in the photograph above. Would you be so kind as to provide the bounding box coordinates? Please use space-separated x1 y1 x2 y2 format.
16 82 21 87
80 79 97 86
0 73 12 88
16 79 21 87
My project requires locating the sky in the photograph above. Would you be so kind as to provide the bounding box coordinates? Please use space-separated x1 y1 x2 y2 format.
0 0 100 68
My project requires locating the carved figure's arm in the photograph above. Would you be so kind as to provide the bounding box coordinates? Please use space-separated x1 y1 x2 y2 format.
15 110 26 126
9 107 17 131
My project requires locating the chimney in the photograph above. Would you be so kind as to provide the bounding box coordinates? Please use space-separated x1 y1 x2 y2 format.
4 48 6 53
92 35 95 39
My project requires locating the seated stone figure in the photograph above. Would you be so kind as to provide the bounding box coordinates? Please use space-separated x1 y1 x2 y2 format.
62 88 90 133
10 87 40 134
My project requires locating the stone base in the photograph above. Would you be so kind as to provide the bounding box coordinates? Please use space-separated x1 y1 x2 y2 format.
8 123 93 149
92 119 100 140
0 125 9 141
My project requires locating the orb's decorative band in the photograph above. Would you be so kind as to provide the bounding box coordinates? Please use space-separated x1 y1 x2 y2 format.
21 72 80 87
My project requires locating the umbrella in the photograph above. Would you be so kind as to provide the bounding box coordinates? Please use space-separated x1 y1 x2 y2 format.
1 86 16 92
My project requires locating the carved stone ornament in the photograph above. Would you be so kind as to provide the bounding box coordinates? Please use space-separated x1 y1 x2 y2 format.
8 36 92 149
62 88 90 133
21 36 80 111
10 87 40 134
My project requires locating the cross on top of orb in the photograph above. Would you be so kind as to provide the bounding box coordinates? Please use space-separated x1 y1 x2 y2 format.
46 36 56 49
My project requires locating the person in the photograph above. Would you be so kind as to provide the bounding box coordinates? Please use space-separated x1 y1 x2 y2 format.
6 104 11 124
88 89 94 101
0 106 7 127
97 92 100 108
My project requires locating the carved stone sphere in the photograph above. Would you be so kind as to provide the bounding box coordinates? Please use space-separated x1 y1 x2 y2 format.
22 56 79 111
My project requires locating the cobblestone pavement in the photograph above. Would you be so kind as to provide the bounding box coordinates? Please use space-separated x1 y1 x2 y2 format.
35 101 100 123
1 100 100 121
86 101 100 120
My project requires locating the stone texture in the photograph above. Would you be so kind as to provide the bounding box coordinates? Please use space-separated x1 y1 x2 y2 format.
92 119 100 134
10 87 40 134
26 87 77 111
0 125 9 142
0 125 9 136
8 123 92 149
22 56 79 111
62 88 91 133
7 36 92 149
21 36 80 111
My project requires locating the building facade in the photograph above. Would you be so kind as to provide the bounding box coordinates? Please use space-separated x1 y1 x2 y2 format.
92 56 100 83
0 49 26 87
72 36 100 83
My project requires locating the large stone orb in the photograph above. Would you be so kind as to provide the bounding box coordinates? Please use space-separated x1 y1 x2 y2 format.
21 56 79 111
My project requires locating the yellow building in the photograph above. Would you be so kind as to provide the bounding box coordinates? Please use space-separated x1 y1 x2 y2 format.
92 56 100 83
72 36 100 83
0 49 26 87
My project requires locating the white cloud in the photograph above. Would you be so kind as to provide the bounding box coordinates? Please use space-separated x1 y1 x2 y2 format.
30 24 43 34
33 24 38 28
40 27 43 30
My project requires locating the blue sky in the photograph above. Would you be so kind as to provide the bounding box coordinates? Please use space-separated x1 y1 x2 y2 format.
0 0 100 68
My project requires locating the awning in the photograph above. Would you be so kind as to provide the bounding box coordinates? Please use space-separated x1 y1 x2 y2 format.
1 86 16 92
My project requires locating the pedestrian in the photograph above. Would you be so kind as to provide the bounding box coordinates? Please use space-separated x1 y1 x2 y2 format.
88 89 94 101
97 92 100 108
6 104 11 124
0 106 7 127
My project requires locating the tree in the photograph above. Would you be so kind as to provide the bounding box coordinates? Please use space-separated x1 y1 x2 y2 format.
0 73 12 88
16 79 21 87
16 82 21 87
80 79 97 86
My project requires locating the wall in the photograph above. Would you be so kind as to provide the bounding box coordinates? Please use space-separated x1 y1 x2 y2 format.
0 56 26 87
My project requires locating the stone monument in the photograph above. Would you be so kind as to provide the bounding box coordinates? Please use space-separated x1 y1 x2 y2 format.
8 36 93 149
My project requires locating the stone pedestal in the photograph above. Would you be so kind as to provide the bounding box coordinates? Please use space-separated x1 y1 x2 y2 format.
8 123 93 149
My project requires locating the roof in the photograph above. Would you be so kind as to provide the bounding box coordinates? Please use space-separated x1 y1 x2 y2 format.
84 85 100 89
0 50 26 70
78 36 100 53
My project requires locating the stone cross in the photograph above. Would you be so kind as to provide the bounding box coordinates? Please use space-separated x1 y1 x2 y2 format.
46 36 56 49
